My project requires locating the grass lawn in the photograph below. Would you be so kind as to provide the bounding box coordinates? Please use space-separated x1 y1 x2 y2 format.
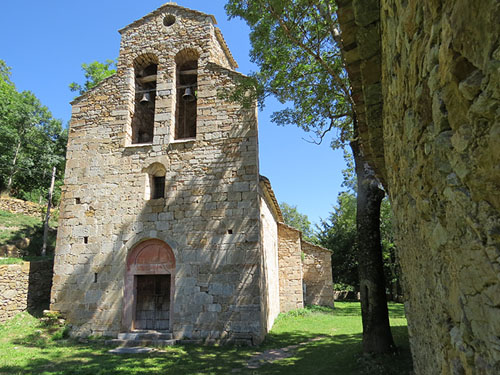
0 302 412 375
0 209 57 260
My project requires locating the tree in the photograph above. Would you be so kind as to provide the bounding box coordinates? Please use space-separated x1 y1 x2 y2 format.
317 192 358 289
69 59 116 95
279 202 316 242
0 59 67 203
225 0 395 353
317 190 401 298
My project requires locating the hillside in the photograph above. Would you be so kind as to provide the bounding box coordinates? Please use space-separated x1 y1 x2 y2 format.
0 198 57 260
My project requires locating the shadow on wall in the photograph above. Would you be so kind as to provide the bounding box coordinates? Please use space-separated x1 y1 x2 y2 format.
51 97 264 343
27 259 53 315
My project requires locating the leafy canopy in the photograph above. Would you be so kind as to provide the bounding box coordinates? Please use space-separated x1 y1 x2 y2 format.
0 59 67 202
225 0 352 148
69 59 116 95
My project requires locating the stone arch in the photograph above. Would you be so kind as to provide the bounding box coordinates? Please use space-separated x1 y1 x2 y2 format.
122 239 175 332
133 52 159 70
174 47 200 65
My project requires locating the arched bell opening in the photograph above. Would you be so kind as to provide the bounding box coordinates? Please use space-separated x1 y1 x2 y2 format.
131 54 158 144
174 48 199 139
122 239 175 332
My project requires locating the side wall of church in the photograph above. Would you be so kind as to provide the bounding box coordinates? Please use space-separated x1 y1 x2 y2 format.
259 194 280 333
301 241 334 308
277 223 304 312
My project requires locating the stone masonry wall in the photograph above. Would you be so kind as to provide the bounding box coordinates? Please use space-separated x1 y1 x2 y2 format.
380 1 500 374
0 260 53 322
0 197 43 218
51 5 264 343
259 194 280 333
301 241 334 308
277 223 303 312
338 0 499 372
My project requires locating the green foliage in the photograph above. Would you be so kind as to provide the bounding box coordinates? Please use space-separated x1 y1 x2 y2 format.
317 192 358 289
279 202 316 242
0 59 67 203
69 59 116 95
0 303 412 374
317 193 401 297
225 0 353 148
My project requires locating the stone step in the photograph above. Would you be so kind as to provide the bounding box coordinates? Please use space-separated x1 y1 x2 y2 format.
118 331 173 340
105 339 177 347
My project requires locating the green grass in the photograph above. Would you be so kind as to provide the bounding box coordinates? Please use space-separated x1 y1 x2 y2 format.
0 302 412 375
0 209 57 257
0 257 25 265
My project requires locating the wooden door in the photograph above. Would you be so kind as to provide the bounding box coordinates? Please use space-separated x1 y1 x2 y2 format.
135 275 170 330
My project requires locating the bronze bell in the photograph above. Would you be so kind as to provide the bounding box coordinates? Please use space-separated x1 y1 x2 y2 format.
182 87 196 102
140 92 151 104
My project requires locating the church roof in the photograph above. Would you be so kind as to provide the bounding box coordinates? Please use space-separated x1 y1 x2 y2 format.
259 175 284 222
118 3 216 34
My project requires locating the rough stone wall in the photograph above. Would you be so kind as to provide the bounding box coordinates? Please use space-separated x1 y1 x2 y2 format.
0 197 43 218
51 5 263 343
0 260 53 322
277 223 303 312
338 0 499 373
258 193 280 333
301 241 334 308
380 1 500 373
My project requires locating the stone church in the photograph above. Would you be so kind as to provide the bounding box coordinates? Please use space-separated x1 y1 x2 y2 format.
51 3 333 344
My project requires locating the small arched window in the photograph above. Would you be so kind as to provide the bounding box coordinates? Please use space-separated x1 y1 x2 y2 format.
175 49 199 139
131 55 158 144
144 163 166 200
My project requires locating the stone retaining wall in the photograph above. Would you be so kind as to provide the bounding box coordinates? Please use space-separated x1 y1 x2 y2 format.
0 197 43 218
0 260 53 322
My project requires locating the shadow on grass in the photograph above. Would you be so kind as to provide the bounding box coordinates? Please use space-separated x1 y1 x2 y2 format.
0 338 256 375
251 325 412 375
2 327 412 375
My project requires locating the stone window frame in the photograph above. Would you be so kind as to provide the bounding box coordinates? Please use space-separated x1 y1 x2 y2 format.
143 162 167 200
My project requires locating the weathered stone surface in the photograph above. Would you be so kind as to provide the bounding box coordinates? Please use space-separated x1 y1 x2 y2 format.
0 197 43 218
301 242 334 308
51 3 335 346
0 260 53 322
51 4 262 344
277 224 304 312
338 0 500 373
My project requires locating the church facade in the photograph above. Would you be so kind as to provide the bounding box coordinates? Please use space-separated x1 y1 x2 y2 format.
51 3 333 344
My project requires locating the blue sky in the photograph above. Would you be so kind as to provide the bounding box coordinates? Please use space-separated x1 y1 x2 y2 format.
0 0 347 226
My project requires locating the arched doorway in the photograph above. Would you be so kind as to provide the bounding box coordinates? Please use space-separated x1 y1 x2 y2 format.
122 239 175 331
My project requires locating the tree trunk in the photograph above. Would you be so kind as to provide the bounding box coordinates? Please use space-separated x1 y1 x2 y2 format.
41 166 56 256
6 138 22 194
351 140 395 354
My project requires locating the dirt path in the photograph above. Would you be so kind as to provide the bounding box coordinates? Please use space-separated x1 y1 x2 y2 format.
232 336 326 372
